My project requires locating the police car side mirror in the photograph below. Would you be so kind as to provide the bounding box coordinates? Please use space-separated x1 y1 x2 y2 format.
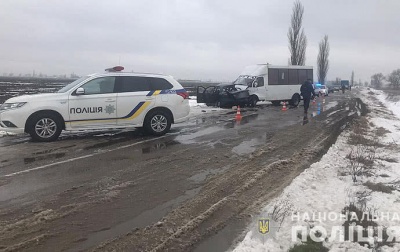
76 88 85 95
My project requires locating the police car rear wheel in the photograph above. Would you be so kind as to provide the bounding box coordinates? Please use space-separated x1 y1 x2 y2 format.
144 110 171 136
29 113 62 142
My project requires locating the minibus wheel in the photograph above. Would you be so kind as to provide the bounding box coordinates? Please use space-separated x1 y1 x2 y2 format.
289 93 301 107
248 95 258 107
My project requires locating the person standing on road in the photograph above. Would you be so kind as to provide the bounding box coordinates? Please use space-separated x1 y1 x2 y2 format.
341 82 346 94
300 79 315 114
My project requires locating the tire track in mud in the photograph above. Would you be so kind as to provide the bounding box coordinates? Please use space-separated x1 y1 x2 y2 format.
94 98 367 252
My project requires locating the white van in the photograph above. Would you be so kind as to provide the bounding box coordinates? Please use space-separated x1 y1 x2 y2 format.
233 64 313 107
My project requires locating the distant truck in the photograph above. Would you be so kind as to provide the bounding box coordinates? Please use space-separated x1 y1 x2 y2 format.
341 80 350 90
232 64 314 107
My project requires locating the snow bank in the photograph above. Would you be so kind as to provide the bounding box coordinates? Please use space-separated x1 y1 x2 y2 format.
189 96 227 116
232 88 400 252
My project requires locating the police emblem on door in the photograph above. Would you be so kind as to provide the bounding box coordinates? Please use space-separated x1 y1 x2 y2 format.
258 219 269 234
105 104 116 115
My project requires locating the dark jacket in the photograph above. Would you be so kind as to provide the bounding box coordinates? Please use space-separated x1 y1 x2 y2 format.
300 81 315 98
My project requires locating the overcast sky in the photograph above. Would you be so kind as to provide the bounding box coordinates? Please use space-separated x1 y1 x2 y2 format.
0 0 399 82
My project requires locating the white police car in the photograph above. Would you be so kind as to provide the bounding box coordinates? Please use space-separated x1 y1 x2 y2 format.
0 66 190 141
314 84 329 96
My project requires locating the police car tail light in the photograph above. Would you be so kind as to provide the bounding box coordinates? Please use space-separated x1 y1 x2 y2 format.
105 66 124 72
177 91 189 99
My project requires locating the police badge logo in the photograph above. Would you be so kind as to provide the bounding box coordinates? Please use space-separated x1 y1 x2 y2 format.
258 219 269 234
105 104 116 115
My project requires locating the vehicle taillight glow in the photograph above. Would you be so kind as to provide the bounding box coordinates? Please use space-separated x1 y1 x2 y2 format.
177 91 189 99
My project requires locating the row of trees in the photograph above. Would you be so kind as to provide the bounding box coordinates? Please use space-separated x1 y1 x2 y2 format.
287 1 330 85
371 70 400 89
287 1 400 89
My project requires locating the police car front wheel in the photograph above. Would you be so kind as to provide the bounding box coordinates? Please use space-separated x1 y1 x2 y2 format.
28 113 62 142
144 110 172 136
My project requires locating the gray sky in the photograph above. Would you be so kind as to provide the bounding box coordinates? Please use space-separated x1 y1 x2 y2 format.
0 0 399 82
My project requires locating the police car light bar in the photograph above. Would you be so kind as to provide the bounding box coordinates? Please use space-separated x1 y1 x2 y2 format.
105 66 124 72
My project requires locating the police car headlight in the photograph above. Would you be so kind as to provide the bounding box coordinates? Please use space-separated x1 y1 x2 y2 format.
0 102 27 111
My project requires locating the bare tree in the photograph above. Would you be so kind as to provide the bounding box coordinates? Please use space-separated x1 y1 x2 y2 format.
388 69 400 89
371 73 385 89
288 1 307 65
335 77 341 85
351 71 354 87
317 35 329 85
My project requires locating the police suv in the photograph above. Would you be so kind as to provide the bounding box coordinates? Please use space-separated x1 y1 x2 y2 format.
0 66 190 142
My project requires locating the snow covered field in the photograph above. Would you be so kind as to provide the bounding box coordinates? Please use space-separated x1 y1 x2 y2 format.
232 89 400 252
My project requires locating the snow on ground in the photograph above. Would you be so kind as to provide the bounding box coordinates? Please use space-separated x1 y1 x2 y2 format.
0 131 15 137
189 96 228 116
232 88 400 252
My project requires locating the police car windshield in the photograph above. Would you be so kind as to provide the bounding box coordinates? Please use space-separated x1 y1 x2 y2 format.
57 76 88 93
233 75 256 87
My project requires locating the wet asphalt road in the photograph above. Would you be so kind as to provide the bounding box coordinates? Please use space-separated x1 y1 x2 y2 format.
0 91 358 252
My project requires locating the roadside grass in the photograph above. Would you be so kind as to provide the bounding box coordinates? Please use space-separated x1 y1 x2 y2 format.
288 236 329 252
340 102 398 249
342 187 392 249
341 201 393 249
363 181 394 194
375 127 391 137
342 117 388 182
377 156 398 163
342 202 377 248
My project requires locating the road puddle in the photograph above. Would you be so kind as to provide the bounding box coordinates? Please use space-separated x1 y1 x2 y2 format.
141 140 179 154
223 113 259 128
175 126 225 144
231 136 266 155
309 100 339 118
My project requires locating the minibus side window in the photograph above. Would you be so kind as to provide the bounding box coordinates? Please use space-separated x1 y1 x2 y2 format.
289 69 299 85
298 69 307 84
278 69 288 85
268 69 279 85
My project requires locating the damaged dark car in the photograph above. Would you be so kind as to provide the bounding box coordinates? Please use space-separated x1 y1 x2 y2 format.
196 84 250 108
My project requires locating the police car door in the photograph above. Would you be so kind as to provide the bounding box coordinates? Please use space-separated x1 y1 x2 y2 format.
68 76 117 129
115 76 155 127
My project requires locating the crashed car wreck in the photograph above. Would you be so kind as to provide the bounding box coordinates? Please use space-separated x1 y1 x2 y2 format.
196 84 250 108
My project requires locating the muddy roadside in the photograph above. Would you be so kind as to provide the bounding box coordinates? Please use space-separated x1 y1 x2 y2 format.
95 97 367 251
0 93 363 252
